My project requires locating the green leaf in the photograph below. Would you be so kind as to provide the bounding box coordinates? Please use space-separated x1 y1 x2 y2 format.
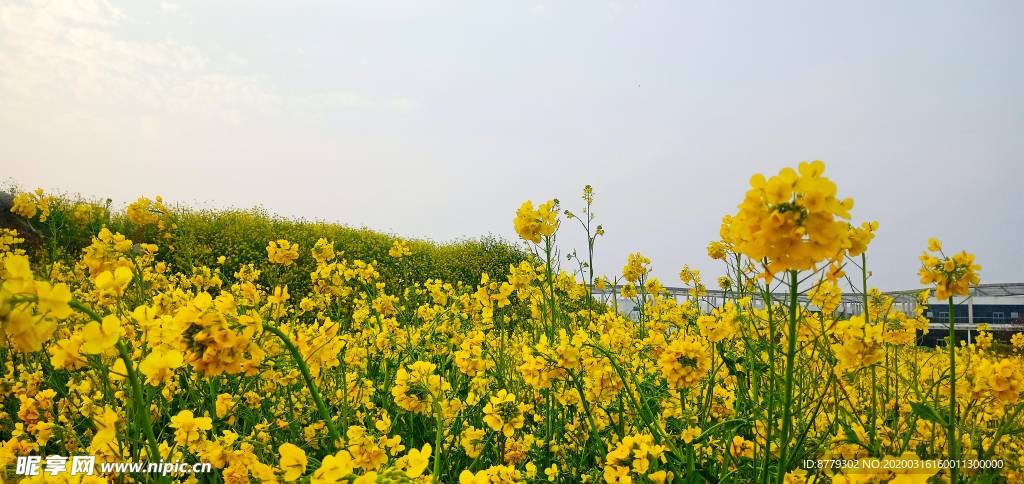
696 467 720 484
910 402 948 427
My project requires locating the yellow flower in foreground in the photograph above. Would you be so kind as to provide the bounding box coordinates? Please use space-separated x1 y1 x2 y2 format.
460 426 486 458
917 239 980 300
138 348 184 386
622 252 650 283
2 254 33 293
169 410 213 446
730 436 754 458
268 285 291 305
545 464 559 480
513 200 558 244
783 470 809 484
405 443 431 478
482 389 527 437
352 472 377 484
34 281 73 319
312 238 337 264
215 394 234 419
4 308 56 353
391 361 451 415
680 426 702 443
81 314 121 354
127 197 161 226
1012 333 1024 349
460 469 490 484
312 450 355 483
648 470 672 484
706 241 728 260
267 239 300 266
90 407 119 449
94 266 134 296
278 442 307 481
657 336 711 389
721 161 855 276
10 192 37 218
620 283 637 299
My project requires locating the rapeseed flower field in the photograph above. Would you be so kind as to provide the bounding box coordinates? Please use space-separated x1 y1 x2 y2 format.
1 162 1021 484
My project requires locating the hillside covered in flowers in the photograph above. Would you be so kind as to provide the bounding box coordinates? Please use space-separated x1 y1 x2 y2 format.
1 162 1020 484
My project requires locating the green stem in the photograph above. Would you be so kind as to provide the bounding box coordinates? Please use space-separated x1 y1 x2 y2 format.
948 298 958 484
759 276 776 484
544 236 558 338
68 300 166 484
775 270 800 484
116 341 162 464
861 253 877 451
432 400 443 484
261 324 342 449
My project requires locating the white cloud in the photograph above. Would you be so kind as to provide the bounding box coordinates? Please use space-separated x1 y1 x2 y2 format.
387 95 422 113
0 0 414 119
33 0 125 26
159 1 182 14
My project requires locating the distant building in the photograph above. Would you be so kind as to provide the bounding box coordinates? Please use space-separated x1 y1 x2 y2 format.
885 283 1024 347
591 282 1024 347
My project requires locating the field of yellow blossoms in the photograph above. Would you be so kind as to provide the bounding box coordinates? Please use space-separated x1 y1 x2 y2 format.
1 162 1022 484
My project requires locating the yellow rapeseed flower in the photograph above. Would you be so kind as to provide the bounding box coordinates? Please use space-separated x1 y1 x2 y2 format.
81 315 121 354
170 410 213 447
917 239 980 300
622 252 650 283
278 442 308 481
404 443 431 478
657 335 711 389
482 389 527 437
138 348 184 386
10 192 37 218
267 240 300 266
721 161 855 277
389 240 412 259
513 200 559 244
312 450 355 483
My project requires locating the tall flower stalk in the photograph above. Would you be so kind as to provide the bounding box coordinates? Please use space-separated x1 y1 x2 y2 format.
918 238 981 484
719 161 870 483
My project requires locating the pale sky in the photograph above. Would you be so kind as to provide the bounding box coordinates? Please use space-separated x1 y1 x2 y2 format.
1 0 1021 291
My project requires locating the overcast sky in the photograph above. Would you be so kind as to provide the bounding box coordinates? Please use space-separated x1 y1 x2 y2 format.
1 0 1021 291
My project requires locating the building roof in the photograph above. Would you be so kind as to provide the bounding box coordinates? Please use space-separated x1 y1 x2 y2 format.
884 282 1024 298
589 282 1024 305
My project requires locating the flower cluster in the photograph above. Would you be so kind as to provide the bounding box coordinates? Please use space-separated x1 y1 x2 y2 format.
1 256 73 352
10 189 55 222
267 239 301 266
127 196 169 227
513 200 558 244
391 361 451 416
603 434 670 484
657 335 711 388
388 240 412 259
721 161 855 278
918 238 981 300
831 315 885 373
